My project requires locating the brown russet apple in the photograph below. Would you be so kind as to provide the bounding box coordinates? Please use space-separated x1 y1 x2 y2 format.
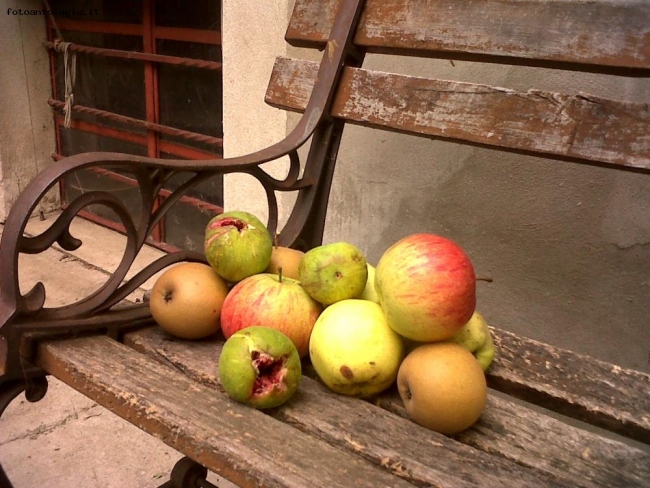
220 272 322 357
149 262 229 339
397 342 487 434
265 246 305 280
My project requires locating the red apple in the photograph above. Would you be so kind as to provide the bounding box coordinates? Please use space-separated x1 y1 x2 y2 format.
220 273 323 357
375 233 476 342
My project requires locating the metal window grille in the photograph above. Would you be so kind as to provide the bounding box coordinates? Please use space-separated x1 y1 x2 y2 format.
46 0 224 252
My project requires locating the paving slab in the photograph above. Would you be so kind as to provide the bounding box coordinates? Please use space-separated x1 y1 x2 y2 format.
1 213 237 488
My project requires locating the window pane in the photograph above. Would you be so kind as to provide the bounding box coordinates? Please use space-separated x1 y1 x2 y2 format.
162 169 224 207
54 32 145 121
154 0 220 30
156 39 223 141
63 168 144 225
59 128 147 156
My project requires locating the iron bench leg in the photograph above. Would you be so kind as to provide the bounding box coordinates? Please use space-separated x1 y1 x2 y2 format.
158 456 218 488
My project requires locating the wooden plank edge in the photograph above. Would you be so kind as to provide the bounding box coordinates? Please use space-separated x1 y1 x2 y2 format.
487 327 650 445
265 57 650 173
35 335 418 488
286 0 650 72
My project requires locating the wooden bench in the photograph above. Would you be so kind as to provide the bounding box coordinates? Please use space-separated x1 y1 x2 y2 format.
1 0 649 486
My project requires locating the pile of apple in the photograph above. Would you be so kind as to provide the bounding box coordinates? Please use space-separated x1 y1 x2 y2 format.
149 211 495 435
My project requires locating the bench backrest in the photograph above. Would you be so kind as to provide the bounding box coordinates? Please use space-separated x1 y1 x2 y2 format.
267 0 650 174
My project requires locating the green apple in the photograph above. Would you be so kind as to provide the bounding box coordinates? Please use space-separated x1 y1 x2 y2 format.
358 264 379 303
448 311 495 371
309 299 404 398
218 326 302 409
298 242 367 306
204 211 273 283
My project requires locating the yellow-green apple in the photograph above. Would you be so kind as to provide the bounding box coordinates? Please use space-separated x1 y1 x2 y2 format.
204 211 272 283
265 246 305 280
149 262 229 340
358 263 379 303
309 299 404 398
375 233 476 342
220 273 322 357
299 242 367 305
449 311 495 371
218 326 302 409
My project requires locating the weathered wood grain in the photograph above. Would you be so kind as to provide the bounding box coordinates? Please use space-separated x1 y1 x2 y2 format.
124 326 650 488
488 327 650 445
35 336 417 488
376 391 650 488
287 0 650 70
265 57 650 171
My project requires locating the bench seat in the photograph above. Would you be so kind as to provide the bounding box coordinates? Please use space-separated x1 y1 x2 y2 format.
31 324 650 488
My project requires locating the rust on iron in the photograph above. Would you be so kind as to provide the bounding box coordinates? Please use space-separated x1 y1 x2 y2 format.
48 99 224 147
45 40 223 70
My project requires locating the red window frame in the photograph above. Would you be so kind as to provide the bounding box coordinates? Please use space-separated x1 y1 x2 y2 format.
45 0 224 252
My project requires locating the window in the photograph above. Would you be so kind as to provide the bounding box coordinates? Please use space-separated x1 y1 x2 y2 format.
46 0 223 252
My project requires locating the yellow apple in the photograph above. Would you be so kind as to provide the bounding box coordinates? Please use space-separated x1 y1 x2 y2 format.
309 299 404 398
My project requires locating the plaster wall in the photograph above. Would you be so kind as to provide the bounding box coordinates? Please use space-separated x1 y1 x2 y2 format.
221 0 293 229
222 3 649 372
0 0 58 222
325 56 650 373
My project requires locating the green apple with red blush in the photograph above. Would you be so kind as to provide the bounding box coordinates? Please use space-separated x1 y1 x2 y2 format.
375 233 476 342
204 211 273 283
220 271 322 357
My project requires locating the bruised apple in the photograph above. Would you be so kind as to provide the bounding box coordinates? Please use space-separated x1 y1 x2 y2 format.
220 273 322 357
218 326 301 409
149 262 229 339
376 233 476 342
309 300 404 398
204 211 273 283
299 242 367 306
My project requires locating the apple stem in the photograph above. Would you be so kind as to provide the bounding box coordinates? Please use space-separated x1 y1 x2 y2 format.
476 276 493 283
278 266 283 283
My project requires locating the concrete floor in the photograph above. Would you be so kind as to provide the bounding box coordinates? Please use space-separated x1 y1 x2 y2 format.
0 213 236 488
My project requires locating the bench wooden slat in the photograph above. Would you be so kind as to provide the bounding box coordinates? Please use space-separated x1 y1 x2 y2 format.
124 326 650 488
266 57 650 171
288 0 650 71
35 336 418 488
488 327 650 444
376 391 650 488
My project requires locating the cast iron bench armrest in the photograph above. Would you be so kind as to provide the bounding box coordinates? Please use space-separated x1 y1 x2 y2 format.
0 0 367 386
